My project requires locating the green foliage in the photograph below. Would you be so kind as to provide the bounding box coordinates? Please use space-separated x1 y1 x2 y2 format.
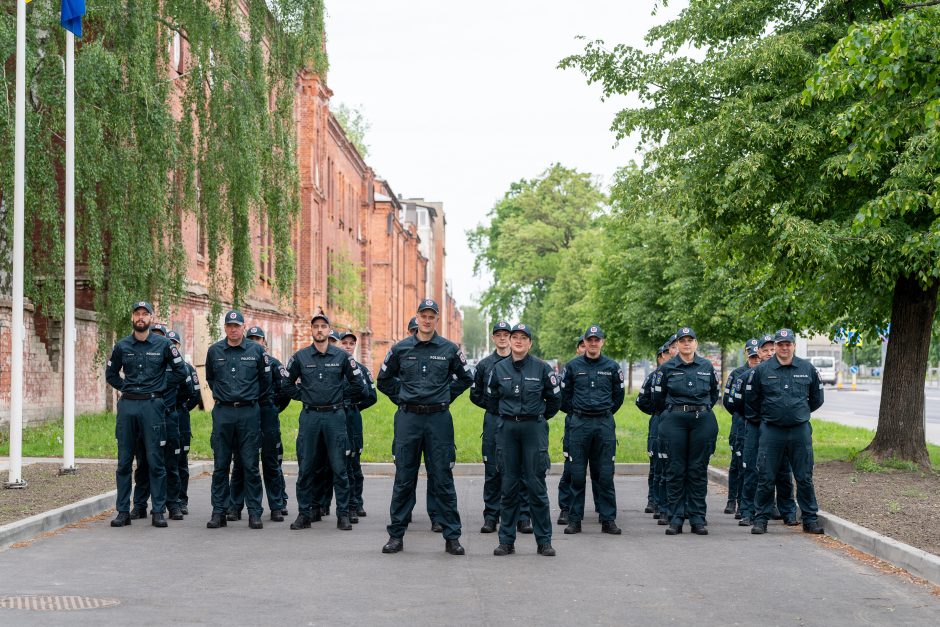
459 304 488 358
0 0 326 343
327 247 367 329
331 102 370 158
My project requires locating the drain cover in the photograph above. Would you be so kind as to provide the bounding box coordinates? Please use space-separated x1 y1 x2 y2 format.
0 596 120 611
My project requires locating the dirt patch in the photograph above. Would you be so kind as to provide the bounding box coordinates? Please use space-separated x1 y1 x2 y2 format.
0 463 115 526
814 461 940 556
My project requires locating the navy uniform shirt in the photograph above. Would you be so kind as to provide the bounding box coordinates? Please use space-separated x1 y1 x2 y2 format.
651 354 720 412
486 353 562 419
266 353 292 412
345 360 378 411
376 332 473 406
744 355 824 427
636 368 658 416
204 338 272 404
106 332 187 394
284 343 367 408
722 364 751 416
470 350 510 414
180 362 201 411
560 354 626 416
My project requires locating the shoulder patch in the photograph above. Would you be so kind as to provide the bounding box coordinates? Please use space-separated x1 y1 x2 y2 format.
549 373 558 387
264 354 270 365
458 350 467 364
170 346 180 357
279 367 289 378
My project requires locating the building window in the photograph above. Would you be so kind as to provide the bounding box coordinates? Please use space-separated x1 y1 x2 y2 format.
417 208 429 228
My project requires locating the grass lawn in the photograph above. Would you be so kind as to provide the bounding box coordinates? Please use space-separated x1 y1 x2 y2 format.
3 394 939 468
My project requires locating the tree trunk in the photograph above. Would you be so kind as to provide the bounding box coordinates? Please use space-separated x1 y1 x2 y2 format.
864 274 937 467
627 359 634 394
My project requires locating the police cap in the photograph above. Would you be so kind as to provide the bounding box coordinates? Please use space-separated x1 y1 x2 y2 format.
492 321 511 334
676 326 697 340
132 300 154 314
774 328 796 343
224 310 245 326
510 323 532 339
247 325 265 339
407 316 419 332
340 330 358 342
311 312 330 325
166 330 183 345
759 333 775 348
583 325 605 340
418 298 440 314
150 323 168 335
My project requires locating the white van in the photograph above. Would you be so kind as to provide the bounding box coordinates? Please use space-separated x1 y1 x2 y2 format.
810 356 837 385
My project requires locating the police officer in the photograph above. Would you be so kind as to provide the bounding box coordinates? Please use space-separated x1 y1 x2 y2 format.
737 333 798 526
284 313 367 531
204 309 271 530
488 323 561 556
130 322 170 519
339 330 378 522
636 341 671 519
406 315 442 532
470 321 533 534
310 328 346 516
560 325 625 535
105 301 187 528
652 327 719 535
378 298 474 555
167 330 202 515
557 336 591 526
721 338 760 516
747 328 825 535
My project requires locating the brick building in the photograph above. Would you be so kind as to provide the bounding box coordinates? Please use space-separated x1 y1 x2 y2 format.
1 31 462 425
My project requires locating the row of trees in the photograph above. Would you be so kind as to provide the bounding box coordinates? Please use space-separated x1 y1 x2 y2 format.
471 1 939 466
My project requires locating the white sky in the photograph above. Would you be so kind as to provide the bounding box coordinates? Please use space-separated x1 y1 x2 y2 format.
324 1 686 307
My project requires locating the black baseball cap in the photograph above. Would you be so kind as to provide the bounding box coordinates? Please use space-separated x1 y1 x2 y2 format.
166 330 182 345
676 326 696 340
584 324 605 340
510 323 532 339
150 323 168 335
340 330 358 342
759 333 775 347
492 321 511 334
774 328 796 343
247 326 265 339
418 298 440 314
407 316 418 332
224 310 245 326
311 312 330 325
132 301 154 314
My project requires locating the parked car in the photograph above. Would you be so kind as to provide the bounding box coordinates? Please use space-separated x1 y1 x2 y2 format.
809 356 837 385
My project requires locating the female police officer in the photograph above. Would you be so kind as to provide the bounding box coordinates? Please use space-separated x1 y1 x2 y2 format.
652 327 719 535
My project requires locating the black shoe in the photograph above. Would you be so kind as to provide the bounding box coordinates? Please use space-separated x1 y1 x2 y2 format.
445 539 465 555
311 509 323 523
206 513 227 528
320 506 330 517
337 516 352 531
537 543 556 556
129 507 147 520
169 508 184 521
431 522 444 533
653 511 662 520
739 517 751 527
784 517 800 527
280 508 289 517
480 519 497 534
517 519 534 534
226 509 242 522
151 512 168 528
802 521 825 534
356 508 367 517
290 514 311 530
601 521 622 535
751 522 768 534
691 524 708 535
771 508 783 520
644 500 655 514
657 517 669 525
723 500 735 515
563 521 581 535
181 506 189 516
348 510 359 524
382 537 403 553
734 511 743 520
248 515 263 529
665 523 683 535
493 543 515 556
557 510 569 526
270 511 284 522
110 512 131 527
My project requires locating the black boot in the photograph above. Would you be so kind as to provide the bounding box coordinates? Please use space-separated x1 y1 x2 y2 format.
480 519 497 534
751 521 768 534
723 500 735 515
226 508 242 522
337 516 352 530
493 543 515 556
517 519 534 534
248 515 263 529
129 506 147 520
181 505 189 516
537 543 556 556
356 507 367 517
691 524 708 535
556 510 569 526
444 539 465 555
563 521 581 535
270 510 284 522
645 500 655 514
665 523 683 535
290 514 311 530
151 512 168 528
348 510 359 524
802 521 825 534
110 512 131 527
601 520 622 535
382 536 403 554
739 517 751 526
431 521 444 533
280 508 289 516
206 513 227 528
169 508 184 521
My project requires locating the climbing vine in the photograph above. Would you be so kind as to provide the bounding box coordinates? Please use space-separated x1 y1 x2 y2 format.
0 0 327 344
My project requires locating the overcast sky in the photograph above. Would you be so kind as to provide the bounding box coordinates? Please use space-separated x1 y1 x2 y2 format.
324 1 686 307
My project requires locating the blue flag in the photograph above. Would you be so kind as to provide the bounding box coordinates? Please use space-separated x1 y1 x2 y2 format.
61 0 85 38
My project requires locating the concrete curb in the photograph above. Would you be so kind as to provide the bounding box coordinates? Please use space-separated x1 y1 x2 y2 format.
351 461 650 476
706 465 940 587
0 461 212 552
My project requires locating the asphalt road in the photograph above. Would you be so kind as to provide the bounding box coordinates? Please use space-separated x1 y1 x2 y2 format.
813 381 940 445
2 472 939 625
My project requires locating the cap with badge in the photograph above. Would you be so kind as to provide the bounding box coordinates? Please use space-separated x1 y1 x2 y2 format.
150 323 168 335
774 328 795 343
247 325 265 339
759 333 775 347
746 345 760 357
510 323 532 339
132 300 154 314
311 311 330 325
224 310 245 326
676 326 697 340
491 320 511 334
583 324 605 340
667 333 678 346
340 330 358 342
657 343 669 356
328 330 341 342
166 330 183 345
418 298 440 314
576 335 585 347
407 316 419 332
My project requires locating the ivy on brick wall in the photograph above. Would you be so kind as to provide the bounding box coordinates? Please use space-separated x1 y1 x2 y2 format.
0 0 327 344
326 248 367 330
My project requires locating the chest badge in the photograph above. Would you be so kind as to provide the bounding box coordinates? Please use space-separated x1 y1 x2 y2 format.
514 385 520 395
688 381 693 387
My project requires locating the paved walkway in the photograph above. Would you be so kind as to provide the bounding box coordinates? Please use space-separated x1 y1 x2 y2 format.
1 472 939 625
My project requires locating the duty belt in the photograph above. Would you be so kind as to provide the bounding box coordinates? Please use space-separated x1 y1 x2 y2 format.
402 403 448 414
121 392 162 400
575 409 610 417
303 403 344 412
500 414 539 422
215 400 256 407
668 404 710 413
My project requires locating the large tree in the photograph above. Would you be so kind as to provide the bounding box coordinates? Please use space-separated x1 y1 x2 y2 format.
562 0 939 465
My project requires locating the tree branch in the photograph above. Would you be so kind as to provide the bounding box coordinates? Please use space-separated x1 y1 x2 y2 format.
901 1 940 9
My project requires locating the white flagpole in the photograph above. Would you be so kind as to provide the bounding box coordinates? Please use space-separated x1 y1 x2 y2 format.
7 0 28 489
62 29 76 474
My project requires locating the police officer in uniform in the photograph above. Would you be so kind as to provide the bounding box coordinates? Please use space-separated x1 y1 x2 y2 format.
636 341 671 518
747 328 825 535
167 330 202 515
204 310 271 530
557 336 595 526
284 313 367 531
130 322 170 519
652 327 719 535
339 330 378 521
310 329 346 516
106 301 187 528
470 321 532 534
488 323 561 556
560 325 625 535
721 338 760 516
737 333 798 526
378 298 474 555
